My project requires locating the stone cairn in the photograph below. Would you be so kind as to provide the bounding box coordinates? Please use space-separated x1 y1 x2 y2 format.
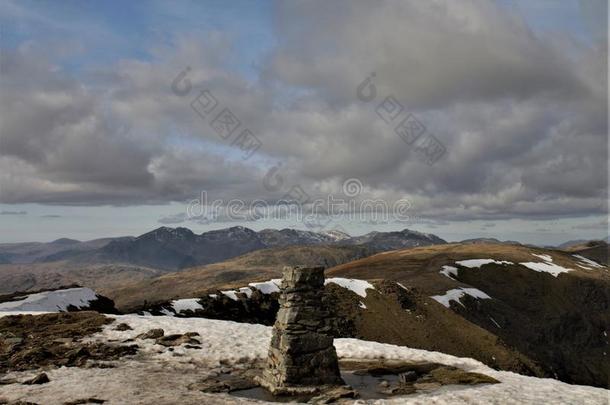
257 265 344 395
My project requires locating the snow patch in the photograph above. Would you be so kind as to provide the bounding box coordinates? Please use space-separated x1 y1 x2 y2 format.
160 308 174 316
519 262 573 277
573 254 604 268
439 265 459 279
431 287 491 308
490 317 501 328
220 290 238 301
531 253 553 262
238 287 252 298
396 282 409 291
358 301 367 309
0 288 98 312
325 278 375 298
171 299 203 313
248 279 281 294
219 287 253 301
455 259 513 268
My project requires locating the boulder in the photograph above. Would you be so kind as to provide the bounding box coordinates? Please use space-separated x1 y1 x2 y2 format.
135 329 164 340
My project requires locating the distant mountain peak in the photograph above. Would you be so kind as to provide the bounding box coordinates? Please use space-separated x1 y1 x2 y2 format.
321 229 351 241
50 238 81 245
137 226 195 241
18 226 446 271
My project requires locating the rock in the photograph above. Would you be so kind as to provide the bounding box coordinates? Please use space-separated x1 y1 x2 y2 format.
308 385 358 404
155 333 200 347
136 329 164 340
52 338 74 345
189 375 258 393
63 398 106 404
413 382 442 391
84 362 116 369
22 373 49 385
4 337 23 345
399 370 418 383
382 384 416 395
257 266 345 394
0 313 136 373
429 365 499 385
113 323 132 331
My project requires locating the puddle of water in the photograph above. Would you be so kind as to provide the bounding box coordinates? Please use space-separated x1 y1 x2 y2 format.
231 372 399 402
342 372 399 399
231 387 312 403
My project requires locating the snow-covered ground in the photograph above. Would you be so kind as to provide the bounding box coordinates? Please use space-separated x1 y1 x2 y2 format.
169 298 204 313
1 313 608 404
454 259 513 268
439 265 459 279
453 255 580 277
531 253 553 262
520 253 573 277
431 287 491 308
0 287 98 312
572 254 605 269
325 278 375 298
248 279 282 294
519 261 573 277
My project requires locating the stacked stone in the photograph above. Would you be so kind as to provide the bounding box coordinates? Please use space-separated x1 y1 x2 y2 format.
258 265 344 394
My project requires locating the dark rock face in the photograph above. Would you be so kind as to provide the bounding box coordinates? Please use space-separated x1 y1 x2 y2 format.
258 266 344 394
67 294 119 315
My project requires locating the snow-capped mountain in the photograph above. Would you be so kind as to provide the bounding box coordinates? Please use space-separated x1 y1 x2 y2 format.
339 228 446 250
258 228 342 246
321 229 352 241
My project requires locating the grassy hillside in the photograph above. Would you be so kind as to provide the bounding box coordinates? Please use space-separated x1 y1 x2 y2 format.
327 243 610 388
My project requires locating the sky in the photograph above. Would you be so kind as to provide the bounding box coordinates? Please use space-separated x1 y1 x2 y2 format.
0 0 607 245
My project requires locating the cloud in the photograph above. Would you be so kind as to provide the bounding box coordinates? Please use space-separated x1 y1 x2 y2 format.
0 0 606 224
571 221 608 230
0 210 27 215
158 213 187 224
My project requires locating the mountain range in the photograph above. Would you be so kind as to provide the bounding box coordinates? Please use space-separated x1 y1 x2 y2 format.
106 242 609 388
1 225 608 389
0 226 445 270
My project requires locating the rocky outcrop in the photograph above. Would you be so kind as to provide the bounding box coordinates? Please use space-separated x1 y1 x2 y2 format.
258 266 344 394
0 312 137 373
